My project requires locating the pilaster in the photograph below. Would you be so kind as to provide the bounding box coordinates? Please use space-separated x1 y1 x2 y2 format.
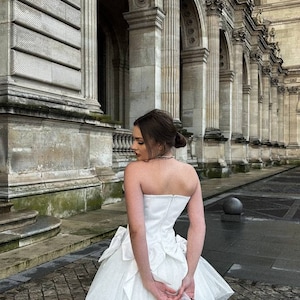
124 6 165 127
249 50 261 144
287 87 299 146
161 0 180 121
181 48 209 136
232 28 246 139
261 65 271 143
270 77 279 143
278 85 286 144
82 0 102 113
205 0 224 129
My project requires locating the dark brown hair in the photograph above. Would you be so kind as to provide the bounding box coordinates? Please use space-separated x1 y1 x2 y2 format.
133 109 186 156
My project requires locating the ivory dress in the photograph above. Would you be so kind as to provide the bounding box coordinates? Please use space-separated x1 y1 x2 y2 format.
86 195 234 300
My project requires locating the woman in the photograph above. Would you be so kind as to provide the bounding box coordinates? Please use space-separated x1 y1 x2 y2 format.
86 109 234 300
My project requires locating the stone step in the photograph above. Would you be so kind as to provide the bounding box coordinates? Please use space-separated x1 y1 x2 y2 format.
0 215 61 253
0 210 38 232
0 202 14 214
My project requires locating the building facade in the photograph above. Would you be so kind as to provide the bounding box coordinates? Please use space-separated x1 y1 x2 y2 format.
0 0 299 218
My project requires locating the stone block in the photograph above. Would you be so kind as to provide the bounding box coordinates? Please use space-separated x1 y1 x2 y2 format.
23 0 81 28
12 51 81 90
12 24 81 69
14 1 81 48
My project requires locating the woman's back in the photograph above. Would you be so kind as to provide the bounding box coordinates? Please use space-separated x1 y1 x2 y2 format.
129 158 198 197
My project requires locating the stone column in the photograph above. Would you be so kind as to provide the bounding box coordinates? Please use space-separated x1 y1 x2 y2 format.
249 50 261 143
220 71 234 165
181 48 209 137
270 77 279 143
261 66 271 142
258 95 263 141
232 28 245 139
242 85 251 141
287 87 299 146
277 85 286 144
161 0 180 121
81 0 102 113
205 0 224 129
124 3 165 127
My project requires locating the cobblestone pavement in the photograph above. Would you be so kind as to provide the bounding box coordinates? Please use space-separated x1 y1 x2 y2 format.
0 240 299 299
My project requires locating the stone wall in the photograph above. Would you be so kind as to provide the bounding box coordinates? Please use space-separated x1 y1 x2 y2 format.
0 0 121 218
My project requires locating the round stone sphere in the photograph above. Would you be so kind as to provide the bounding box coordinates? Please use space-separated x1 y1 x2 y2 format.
223 197 243 215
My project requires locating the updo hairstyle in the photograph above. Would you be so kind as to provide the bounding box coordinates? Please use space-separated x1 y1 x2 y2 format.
133 109 186 157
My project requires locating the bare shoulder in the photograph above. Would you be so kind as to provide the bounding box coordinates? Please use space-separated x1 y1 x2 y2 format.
125 160 146 175
176 160 197 174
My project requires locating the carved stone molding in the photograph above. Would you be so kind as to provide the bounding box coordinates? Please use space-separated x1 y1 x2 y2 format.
124 7 165 30
181 48 209 64
181 0 201 48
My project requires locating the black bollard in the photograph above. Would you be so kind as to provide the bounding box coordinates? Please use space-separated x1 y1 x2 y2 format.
221 197 244 222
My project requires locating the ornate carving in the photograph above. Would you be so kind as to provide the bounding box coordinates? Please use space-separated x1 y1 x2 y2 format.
254 8 264 25
206 0 225 15
271 77 278 86
129 0 151 10
258 95 263 103
135 0 149 8
288 86 299 94
262 65 271 76
250 49 262 62
181 0 201 48
232 28 246 43
268 27 276 43
278 85 286 94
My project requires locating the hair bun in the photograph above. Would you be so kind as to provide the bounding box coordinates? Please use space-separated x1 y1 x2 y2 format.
175 132 187 148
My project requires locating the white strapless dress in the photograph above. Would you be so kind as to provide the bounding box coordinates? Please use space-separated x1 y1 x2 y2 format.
86 195 234 300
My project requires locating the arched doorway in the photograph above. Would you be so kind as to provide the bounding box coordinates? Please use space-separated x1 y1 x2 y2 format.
97 1 129 125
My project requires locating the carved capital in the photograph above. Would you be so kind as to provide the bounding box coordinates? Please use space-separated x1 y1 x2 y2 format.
250 49 262 62
129 0 151 10
271 77 278 86
288 86 299 94
262 65 271 76
278 85 286 94
206 0 225 16
232 28 246 43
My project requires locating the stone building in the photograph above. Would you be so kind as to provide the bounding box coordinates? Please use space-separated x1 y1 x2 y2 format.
0 0 300 223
